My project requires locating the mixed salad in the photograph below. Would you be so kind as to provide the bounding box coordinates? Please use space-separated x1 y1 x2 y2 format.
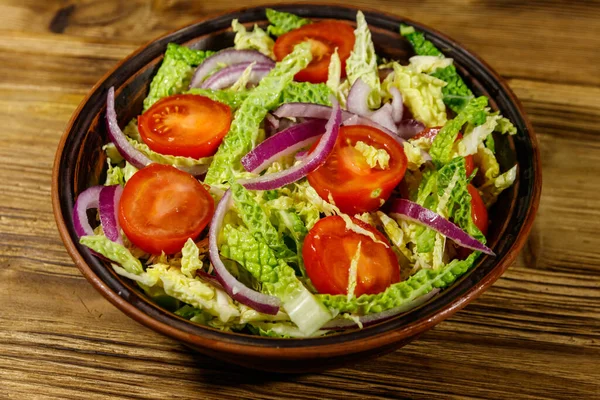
75 9 518 338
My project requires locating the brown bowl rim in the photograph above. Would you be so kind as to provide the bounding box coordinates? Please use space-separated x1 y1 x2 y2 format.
52 3 541 359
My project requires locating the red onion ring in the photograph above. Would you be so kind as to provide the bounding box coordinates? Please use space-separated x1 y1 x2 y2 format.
397 119 426 139
106 87 152 170
370 103 397 132
273 102 402 142
239 97 342 190
189 49 275 89
347 78 374 117
273 102 353 121
390 87 404 123
390 199 494 255
208 189 281 315
99 185 123 244
201 62 274 90
322 289 440 330
73 186 102 237
241 119 327 173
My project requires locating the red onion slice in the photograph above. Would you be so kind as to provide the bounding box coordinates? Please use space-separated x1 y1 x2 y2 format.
370 103 397 133
73 186 102 237
390 199 494 255
241 119 327 173
189 49 275 89
322 289 440 330
347 78 374 117
106 87 152 170
273 102 353 121
99 185 123 244
273 102 401 142
201 62 274 90
397 119 426 139
106 87 209 177
208 190 281 315
197 270 225 290
390 87 403 123
343 114 406 144
239 97 342 190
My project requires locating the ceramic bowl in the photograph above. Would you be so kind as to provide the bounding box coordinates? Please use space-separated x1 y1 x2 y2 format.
52 4 541 372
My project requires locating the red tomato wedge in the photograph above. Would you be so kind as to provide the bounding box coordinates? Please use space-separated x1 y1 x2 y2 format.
118 164 214 255
138 94 232 159
456 184 489 259
303 216 399 296
307 125 408 214
273 21 355 83
468 184 488 235
413 127 475 177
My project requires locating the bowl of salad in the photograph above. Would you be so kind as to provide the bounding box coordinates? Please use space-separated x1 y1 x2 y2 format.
52 5 541 372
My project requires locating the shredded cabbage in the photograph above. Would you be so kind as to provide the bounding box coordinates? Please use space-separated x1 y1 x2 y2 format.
354 141 390 169
382 62 447 127
266 9 311 36
346 11 381 108
231 19 275 58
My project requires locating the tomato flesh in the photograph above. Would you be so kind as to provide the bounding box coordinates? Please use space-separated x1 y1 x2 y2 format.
307 125 407 214
118 164 214 255
303 216 400 296
274 21 355 83
138 94 231 159
468 184 488 235
412 127 475 176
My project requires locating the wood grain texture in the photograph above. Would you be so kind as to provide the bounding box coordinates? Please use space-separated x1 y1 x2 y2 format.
0 0 598 399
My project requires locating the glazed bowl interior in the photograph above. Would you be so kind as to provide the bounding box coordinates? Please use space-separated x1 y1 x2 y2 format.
53 4 540 370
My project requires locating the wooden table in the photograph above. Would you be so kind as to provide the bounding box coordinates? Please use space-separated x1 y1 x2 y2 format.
1 1 598 399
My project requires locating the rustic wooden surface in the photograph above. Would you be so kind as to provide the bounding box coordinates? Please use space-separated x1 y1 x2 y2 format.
0 0 599 399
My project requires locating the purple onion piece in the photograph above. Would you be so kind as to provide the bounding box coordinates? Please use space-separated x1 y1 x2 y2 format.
208 190 281 315
106 87 152 170
397 119 426 139
73 186 103 237
273 102 353 121
347 78 374 117
390 199 494 255
201 62 274 90
189 49 275 89
370 103 397 133
241 119 327 173
239 97 342 191
390 87 403 123
99 185 123 244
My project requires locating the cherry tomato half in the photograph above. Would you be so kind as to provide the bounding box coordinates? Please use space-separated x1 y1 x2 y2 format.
303 216 400 296
468 184 488 235
273 20 355 83
307 125 408 214
118 164 214 255
138 94 232 159
412 127 475 177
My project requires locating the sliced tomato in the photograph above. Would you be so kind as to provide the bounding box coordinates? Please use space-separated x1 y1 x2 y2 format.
468 184 488 235
303 216 400 296
118 164 214 255
456 184 489 259
412 127 475 177
273 20 355 83
307 125 407 214
138 94 232 159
